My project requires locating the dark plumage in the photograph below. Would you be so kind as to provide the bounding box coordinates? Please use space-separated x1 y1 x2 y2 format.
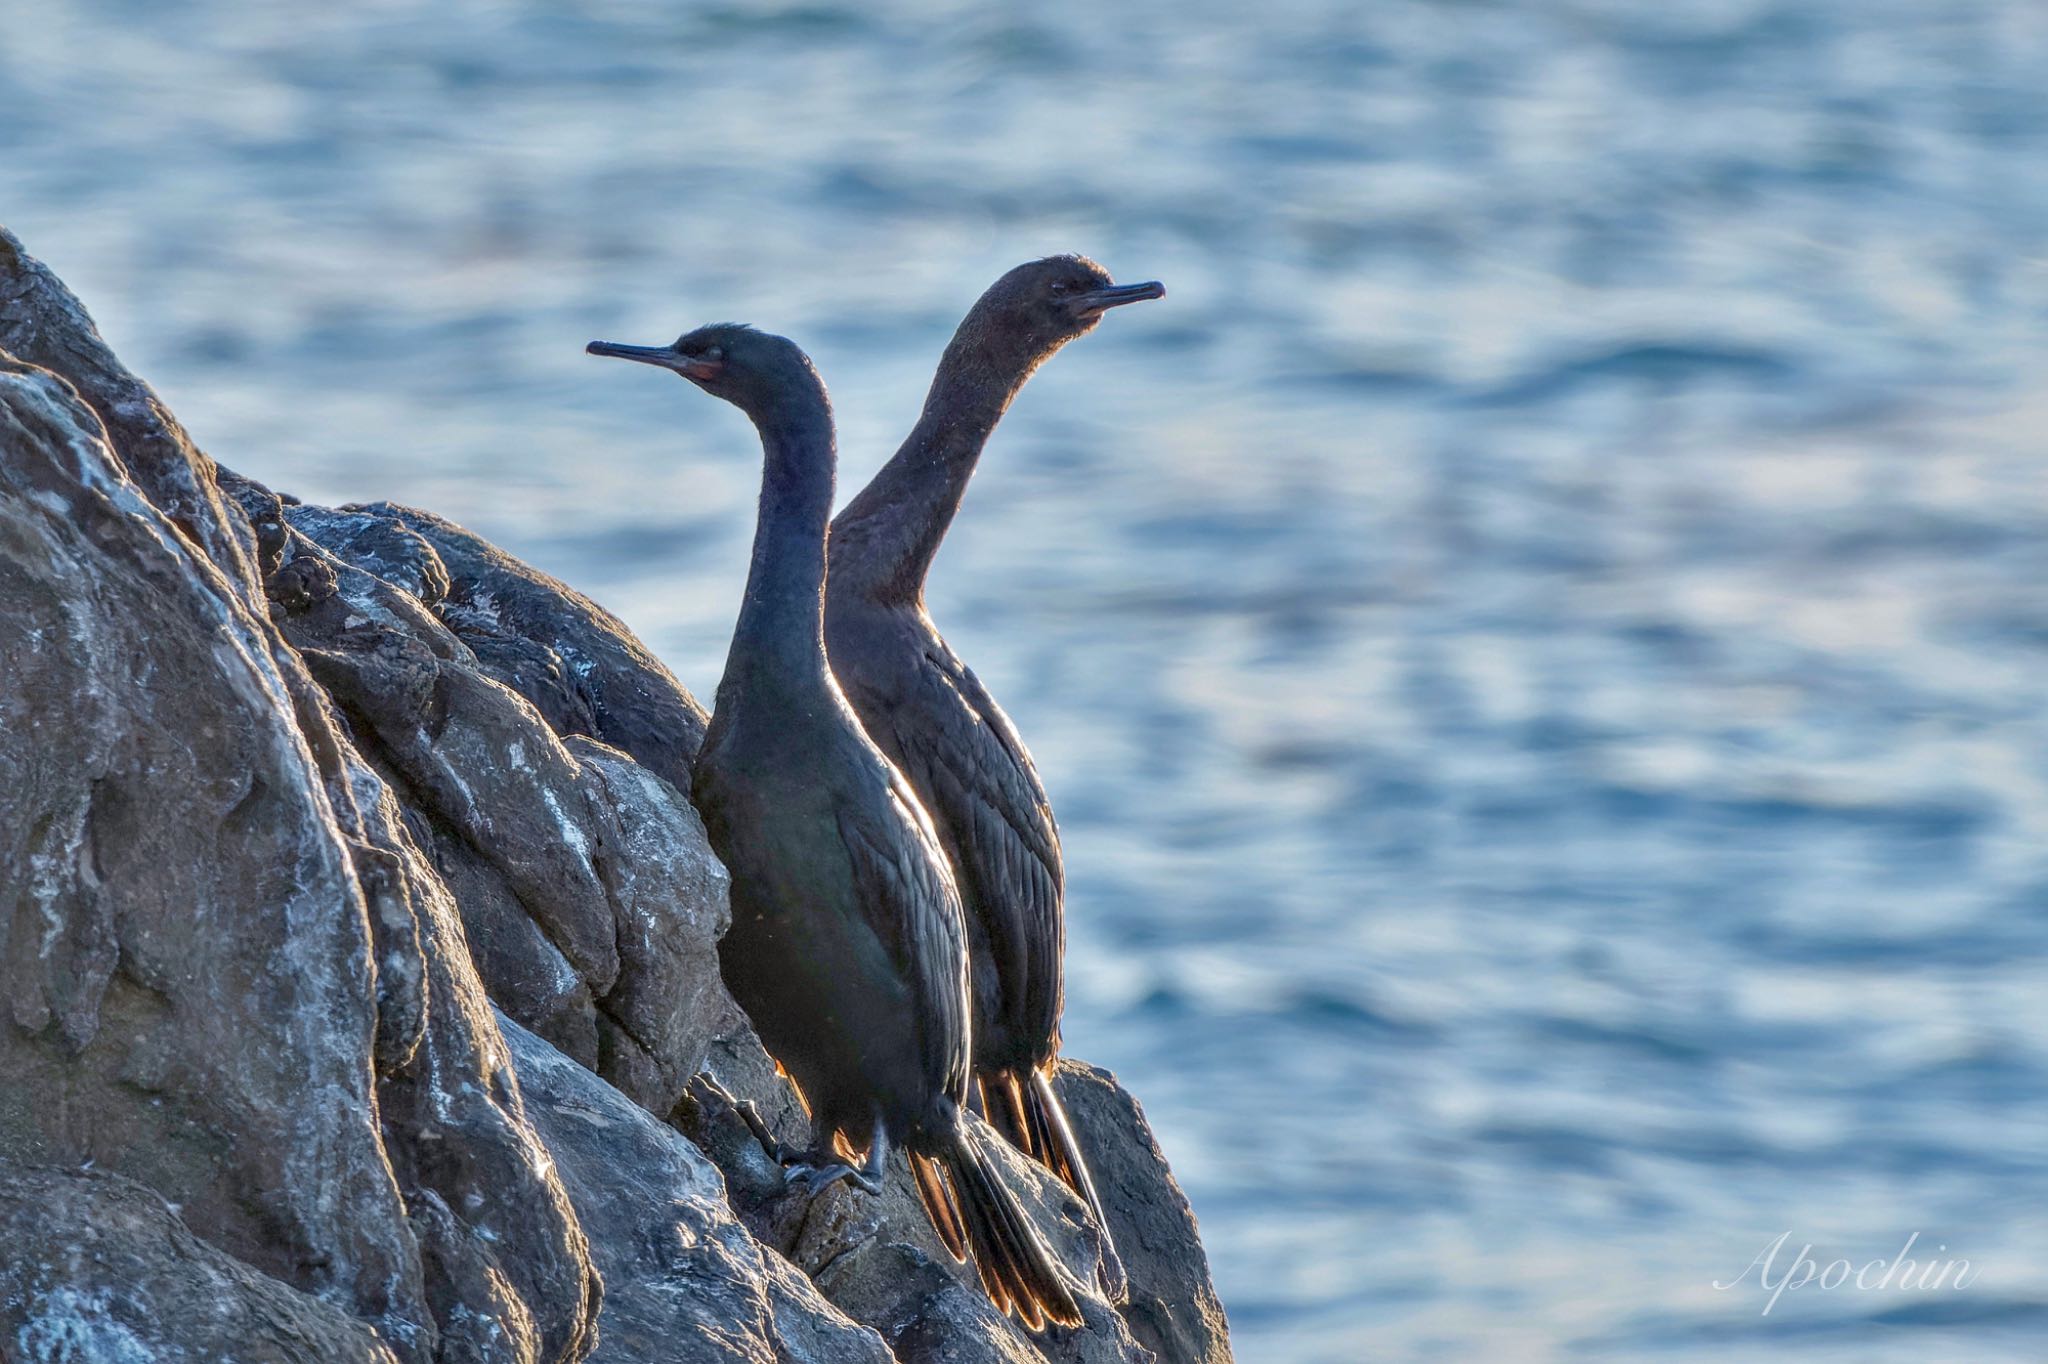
588 322 1082 1330
825 256 1163 1297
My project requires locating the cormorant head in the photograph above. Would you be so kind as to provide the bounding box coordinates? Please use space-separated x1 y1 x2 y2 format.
964 255 1164 367
588 323 824 422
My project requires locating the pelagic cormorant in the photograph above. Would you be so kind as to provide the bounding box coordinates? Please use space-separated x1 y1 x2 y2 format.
826 256 1161 1297
588 323 1083 1329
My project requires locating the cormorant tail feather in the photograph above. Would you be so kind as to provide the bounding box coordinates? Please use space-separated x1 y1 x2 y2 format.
911 1150 969 1262
935 1121 1083 1330
1020 1066 1128 1303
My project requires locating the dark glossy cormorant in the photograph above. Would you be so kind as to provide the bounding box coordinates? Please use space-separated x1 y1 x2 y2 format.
588 322 1083 1329
825 256 1162 1295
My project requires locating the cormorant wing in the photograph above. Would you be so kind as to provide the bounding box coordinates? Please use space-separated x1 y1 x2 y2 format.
835 767 974 1100
860 640 1066 1048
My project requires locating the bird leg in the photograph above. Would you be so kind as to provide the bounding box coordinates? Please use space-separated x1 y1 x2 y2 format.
690 1073 886 1196
688 1072 793 1165
858 1115 890 1191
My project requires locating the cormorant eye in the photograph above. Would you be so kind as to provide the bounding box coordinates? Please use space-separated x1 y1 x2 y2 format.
1049 280 1070 295
705 345 724 362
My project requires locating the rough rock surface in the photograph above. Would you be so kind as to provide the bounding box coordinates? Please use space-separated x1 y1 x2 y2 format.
0 224 1230 1364
498 1013 894 1364
0 352 437 1353
0 1160 403 1364
295 499 709 794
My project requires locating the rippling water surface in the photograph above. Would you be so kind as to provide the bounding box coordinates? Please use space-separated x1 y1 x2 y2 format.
8 2 2048 1358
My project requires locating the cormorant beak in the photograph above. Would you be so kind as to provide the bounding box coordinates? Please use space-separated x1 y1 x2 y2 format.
586 340 724 382
1071 280 1165 318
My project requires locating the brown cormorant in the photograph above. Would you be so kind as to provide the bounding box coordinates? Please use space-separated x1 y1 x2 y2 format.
588 322 1083 1329
825 257 1162 1298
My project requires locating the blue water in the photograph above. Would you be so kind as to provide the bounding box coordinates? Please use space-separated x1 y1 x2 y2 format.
7 3 2048 1359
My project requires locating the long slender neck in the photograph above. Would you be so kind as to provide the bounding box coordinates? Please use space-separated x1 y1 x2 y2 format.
720 392 838 700
829 327 1045 606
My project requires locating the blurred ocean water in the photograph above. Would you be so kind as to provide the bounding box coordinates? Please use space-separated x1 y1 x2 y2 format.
6 1 2048 1358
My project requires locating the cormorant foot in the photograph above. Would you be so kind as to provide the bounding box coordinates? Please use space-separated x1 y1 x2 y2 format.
781 1159 880 1197
782 1119 888 1198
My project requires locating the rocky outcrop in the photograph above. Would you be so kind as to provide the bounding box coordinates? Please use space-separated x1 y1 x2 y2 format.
250 487 730 1114
0 224 1229 1364
677 1009 1158 1364
1 239 601 1363
1051 1064 1232 1364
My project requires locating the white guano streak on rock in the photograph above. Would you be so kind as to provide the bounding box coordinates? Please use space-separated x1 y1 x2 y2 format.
540 783 591 861
14 1287 157 1364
